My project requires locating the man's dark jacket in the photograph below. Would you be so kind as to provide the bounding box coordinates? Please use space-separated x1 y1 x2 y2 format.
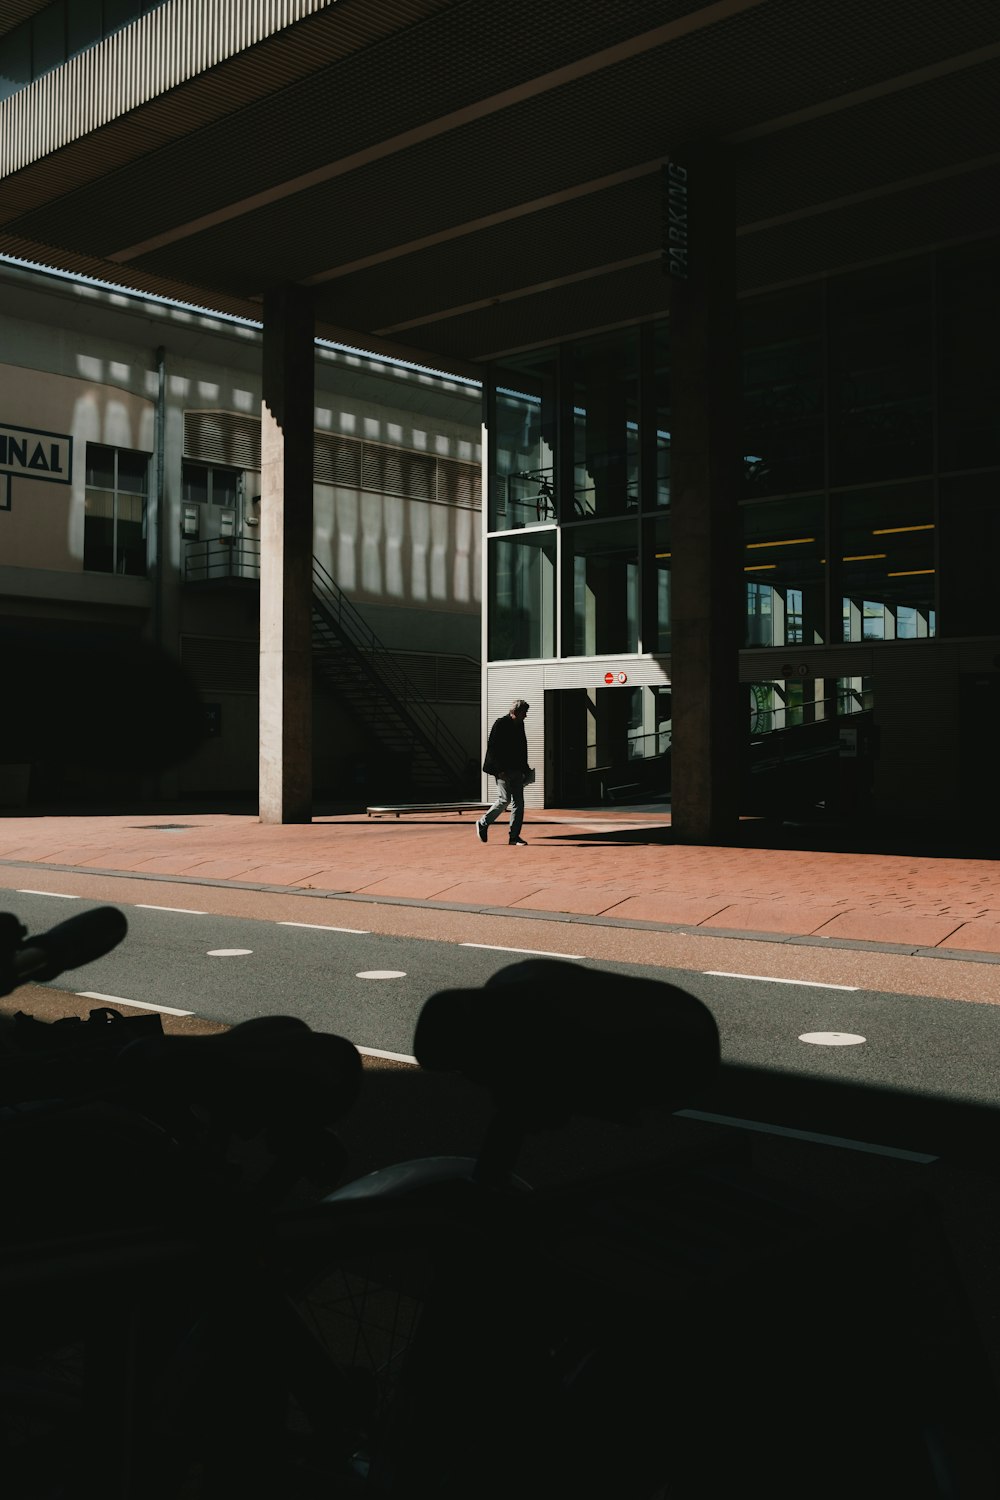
482 714 528 778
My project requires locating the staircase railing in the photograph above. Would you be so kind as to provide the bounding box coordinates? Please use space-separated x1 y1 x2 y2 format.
184 537 261 582
182 540 472 786
310 556 470 784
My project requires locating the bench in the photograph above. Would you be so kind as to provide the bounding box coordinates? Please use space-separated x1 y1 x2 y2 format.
366 802 491 818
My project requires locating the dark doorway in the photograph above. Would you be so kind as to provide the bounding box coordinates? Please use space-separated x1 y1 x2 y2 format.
544 686 671 807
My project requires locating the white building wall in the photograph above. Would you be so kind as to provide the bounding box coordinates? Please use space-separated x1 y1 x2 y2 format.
0 260 483 801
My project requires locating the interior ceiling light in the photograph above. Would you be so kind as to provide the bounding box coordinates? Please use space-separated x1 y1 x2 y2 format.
887 568 935 577
744 563 777 572
745 537 815 549
842 553 887 562
872 524 934 534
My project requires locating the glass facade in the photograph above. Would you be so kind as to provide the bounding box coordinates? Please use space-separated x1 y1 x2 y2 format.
84 443 148 576
487 323 669 663
0 1 165 102
738 239 1000 647
486 236 1000 664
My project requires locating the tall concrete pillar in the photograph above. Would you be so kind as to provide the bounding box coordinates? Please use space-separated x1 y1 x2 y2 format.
259 285 315 824
665 144 742 842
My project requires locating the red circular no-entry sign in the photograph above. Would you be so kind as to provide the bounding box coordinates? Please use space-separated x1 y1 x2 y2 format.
604 671 614 684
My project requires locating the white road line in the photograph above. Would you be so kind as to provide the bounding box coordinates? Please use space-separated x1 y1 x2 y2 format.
675 1109 937 1163
461 943 583 959
15 889 77 899
77 990 194 1018
278 921 371 933
137 904 208 914
704 971 858 990
357 1045 418 1065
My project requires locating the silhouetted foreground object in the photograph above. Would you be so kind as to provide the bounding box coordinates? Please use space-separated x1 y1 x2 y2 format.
415 957 721 1133
0 620 207 770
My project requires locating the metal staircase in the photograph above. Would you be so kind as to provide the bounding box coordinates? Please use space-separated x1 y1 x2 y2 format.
310 557 472 796
184 540 475 796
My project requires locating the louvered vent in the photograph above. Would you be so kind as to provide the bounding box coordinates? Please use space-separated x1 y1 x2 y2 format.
437 458 481 508
184 411 261 470
314 432 363 486
184 410 479 506
362 443 436 500
390 651 479 703
181 634 259 694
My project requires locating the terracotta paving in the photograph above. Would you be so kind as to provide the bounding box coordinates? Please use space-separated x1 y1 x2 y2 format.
1 808 999 957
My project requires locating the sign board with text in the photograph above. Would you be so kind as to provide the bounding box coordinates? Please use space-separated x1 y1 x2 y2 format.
1 422 73 509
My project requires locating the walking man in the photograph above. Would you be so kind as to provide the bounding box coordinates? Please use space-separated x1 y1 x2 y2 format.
476 699 530 846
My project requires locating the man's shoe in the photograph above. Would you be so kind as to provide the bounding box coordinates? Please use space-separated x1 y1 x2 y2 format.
509 837 527 846
476 820 487 843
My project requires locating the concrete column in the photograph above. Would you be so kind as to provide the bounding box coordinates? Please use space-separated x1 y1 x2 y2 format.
665 144 742 842
259 285 315 824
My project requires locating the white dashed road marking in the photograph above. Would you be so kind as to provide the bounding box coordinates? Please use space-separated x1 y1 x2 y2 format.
278 922 371 933
705 971 858 990
206 948 253 957
676 1110 936 1163
137 904 208 914
77 990 194 1018
357 1045 418 1064
799 1031 866 1046
356 970 407 979
15 889 77 899
460 943 582 960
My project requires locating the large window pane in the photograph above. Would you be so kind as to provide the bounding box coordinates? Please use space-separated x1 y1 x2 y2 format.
488 533 555 660
563 520 638 656
212 467 239 507
83 492 114 573
741 285 824 498
571 328 640 519
651 319 671 509
85 444 115 489
835 482 935 642
0 25 31 101
742 496 825 646
939 474 1000 637
643 516 671 652
67 0 102 57
939 239 1000 472
182 462 209 505
32 2 66 76
116 450 149 495
830 258 933 485
491 349 557 531
84 443 148 576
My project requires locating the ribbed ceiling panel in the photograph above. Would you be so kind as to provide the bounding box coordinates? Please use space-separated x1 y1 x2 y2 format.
0 0 50 37
0 0 336 173
406 260 669 362
57 0 997 288
736 55 1000 225
736 160 1000 295
5 0 697 254
322 176 663 334
2 0 999 366
0 0 458 213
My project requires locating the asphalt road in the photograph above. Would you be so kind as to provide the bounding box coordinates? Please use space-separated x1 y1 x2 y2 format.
9 886 1000 1132
7 879 1000 1412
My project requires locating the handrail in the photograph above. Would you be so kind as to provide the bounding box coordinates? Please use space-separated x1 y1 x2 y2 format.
311 556 469 780
181 540 471 783
183 537 260 582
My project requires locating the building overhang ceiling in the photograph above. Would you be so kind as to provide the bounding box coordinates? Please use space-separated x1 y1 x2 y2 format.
1 0 998 373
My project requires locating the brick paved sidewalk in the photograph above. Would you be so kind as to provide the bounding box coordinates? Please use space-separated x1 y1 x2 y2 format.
2 807 1000 959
